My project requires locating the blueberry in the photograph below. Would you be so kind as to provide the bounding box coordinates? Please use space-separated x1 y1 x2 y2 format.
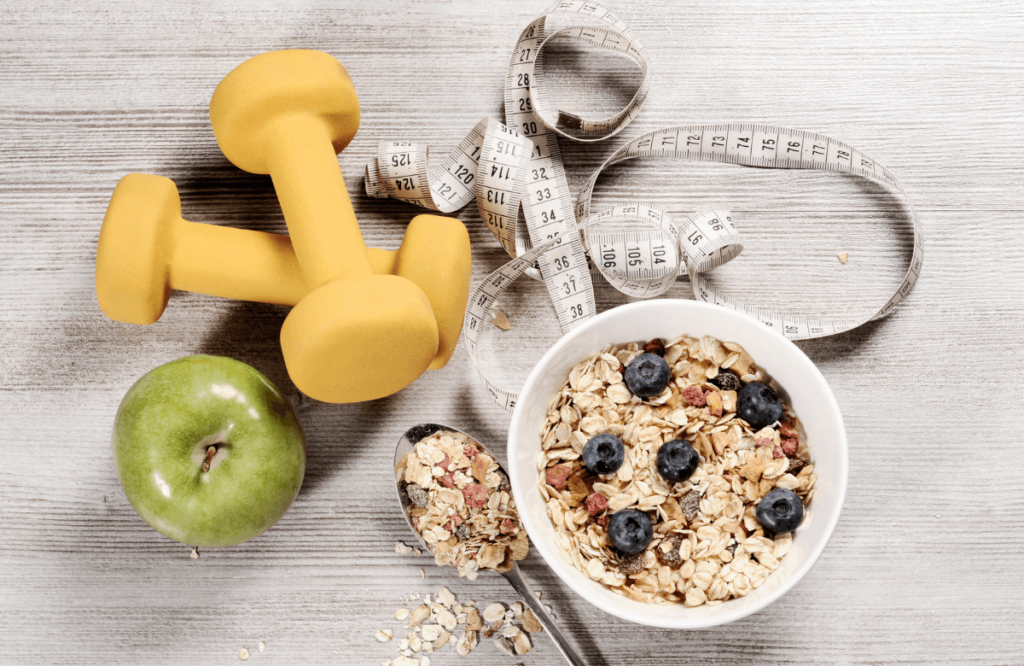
656 439 699 483
624 353 671 398
709 371 742 392
582 433 625 475
755 488 804 534
737 381 784 430
607 509 653 554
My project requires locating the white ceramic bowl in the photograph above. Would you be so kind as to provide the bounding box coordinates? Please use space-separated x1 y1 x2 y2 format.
507 300 847 629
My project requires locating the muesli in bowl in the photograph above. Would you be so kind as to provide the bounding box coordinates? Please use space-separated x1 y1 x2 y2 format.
536 334 816 607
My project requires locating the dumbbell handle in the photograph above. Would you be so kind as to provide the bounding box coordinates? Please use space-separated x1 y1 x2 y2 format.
264 114 373 288
170 218 306 305
169 217 398 306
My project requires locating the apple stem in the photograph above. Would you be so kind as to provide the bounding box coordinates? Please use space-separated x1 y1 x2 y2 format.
201 445 217 473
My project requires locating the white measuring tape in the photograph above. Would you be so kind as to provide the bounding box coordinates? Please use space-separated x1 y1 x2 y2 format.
366 1 923 412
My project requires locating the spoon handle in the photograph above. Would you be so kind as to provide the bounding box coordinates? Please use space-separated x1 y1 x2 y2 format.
502 563 588 666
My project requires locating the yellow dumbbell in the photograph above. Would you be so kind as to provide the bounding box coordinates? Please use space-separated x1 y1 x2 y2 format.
209 50 447 403
96 173 470 371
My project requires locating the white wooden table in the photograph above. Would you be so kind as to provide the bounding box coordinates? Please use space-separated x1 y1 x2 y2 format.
2 1 1022 664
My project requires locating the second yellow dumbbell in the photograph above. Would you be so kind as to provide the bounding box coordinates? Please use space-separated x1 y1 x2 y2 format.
210 50 445 403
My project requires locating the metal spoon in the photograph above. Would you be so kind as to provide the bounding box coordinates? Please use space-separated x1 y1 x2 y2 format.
395 423 587 666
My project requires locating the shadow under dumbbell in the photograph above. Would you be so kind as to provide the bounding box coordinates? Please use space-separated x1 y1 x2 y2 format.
194 298 291 391
171 159 287 235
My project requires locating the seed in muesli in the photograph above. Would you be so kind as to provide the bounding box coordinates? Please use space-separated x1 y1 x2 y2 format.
709 371 742 392
617 551 646 575
537 334 816 607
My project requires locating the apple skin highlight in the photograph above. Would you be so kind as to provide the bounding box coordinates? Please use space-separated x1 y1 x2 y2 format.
112 355 306 547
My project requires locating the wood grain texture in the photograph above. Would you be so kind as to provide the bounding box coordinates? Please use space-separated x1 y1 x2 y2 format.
2 1 1023 664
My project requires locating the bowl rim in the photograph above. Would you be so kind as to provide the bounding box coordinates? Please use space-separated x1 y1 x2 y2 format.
507 299 849 629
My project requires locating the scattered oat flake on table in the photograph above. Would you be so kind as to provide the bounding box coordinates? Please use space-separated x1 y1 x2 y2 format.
376 629 394 643
238 648 249 660
838 252 849 264
494 636 516 656
383 587 546 663
258 641 265 653
189 547 199 559
482 603 506 623
491 309 512 331
520 609 543 633
512 631 532 655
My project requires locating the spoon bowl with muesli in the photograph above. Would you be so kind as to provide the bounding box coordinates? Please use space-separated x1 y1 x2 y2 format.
394 423 587 666
508 300 848 629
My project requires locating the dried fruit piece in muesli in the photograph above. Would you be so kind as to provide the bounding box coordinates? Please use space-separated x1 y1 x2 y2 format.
462 484 488 508
643 338 665 356
681 385 706 406
586 492 608 516
787 457 808 475
545 464 572 489
567 475 588 507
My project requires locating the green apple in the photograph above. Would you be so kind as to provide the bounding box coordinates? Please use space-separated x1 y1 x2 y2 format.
112 355 306 547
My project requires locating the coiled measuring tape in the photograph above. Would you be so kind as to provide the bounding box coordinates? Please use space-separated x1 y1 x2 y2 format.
366 1 923 411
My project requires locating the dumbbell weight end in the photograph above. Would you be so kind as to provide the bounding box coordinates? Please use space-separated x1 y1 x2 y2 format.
280 274 439 403
96 173 307 325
